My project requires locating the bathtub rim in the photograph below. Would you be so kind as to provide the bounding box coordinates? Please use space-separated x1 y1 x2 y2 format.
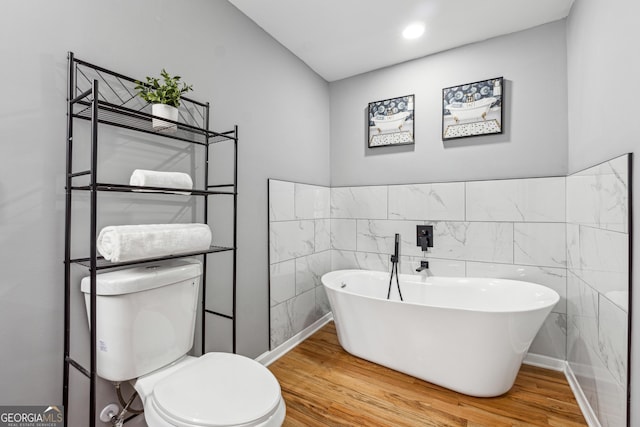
321 269 560 315
445 96 497 111
371 111 411 123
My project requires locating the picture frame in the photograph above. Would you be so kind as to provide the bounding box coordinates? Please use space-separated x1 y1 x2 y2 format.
367 95 415 148
442 77 503 140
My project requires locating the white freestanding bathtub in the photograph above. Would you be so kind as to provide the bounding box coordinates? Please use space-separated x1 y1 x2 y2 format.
445 96 497 122
371 111 411 132
321 269 559 397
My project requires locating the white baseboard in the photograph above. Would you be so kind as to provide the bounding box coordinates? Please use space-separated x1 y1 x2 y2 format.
512 354 602 426
255 312 333 367
523 352 565 371
564 362 601 427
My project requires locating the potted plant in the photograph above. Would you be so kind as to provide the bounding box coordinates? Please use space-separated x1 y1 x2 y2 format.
136 69 193 132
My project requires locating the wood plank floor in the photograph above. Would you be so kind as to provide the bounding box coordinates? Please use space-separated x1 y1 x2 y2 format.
268 322 586 427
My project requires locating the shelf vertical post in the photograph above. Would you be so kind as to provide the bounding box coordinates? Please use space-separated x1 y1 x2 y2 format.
63 51 75 427
88 79 99 427
233 125 238 354
202 102 210 355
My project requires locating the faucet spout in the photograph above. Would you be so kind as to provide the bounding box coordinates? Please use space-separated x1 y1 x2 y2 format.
415 260 429 272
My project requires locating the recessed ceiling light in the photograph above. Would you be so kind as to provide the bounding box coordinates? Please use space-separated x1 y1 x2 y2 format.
402 23 425 40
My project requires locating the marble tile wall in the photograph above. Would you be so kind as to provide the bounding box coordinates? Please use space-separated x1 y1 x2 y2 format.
269 180 332 349
566 155 630 427
329 177 568 360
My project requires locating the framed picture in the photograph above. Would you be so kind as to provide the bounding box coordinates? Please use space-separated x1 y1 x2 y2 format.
368 95 414 148
442 77 503 140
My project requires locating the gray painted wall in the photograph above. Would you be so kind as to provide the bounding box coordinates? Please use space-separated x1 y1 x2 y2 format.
329 21 568 187
0 0 329 414
566 0 639 424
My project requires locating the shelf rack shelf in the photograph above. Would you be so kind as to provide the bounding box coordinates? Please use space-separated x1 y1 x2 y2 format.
63 52 238 427
72 98 236 145
70 182 236 196
70 245 234 270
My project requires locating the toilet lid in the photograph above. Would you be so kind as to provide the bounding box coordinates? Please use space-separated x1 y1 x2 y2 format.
151 353 282 427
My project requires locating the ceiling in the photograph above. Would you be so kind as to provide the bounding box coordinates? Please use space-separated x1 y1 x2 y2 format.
229 0 575 82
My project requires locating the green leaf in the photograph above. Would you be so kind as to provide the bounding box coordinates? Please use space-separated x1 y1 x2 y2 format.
135 68 193 107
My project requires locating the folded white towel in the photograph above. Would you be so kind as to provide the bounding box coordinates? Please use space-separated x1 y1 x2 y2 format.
129 169 193 194
97 223 212 263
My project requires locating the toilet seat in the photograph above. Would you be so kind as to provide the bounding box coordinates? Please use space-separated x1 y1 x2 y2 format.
140 353 285 427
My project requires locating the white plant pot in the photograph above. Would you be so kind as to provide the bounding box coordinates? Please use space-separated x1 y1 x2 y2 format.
151 103 179 133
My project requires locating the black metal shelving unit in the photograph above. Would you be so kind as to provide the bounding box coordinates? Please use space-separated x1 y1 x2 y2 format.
63 52 238 427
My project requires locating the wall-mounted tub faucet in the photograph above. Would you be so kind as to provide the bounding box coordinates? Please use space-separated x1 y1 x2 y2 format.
416 225 434 251
415 260 429 272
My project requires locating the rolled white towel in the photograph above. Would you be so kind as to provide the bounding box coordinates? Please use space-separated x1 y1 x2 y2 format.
129 169 193 194
97 223 212 263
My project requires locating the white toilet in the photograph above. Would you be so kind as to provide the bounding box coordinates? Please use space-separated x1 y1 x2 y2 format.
81 260 286 427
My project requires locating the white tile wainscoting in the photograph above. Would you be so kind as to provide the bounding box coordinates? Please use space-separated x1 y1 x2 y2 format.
566 155 630 427
268 154 630 427
268 180 332 349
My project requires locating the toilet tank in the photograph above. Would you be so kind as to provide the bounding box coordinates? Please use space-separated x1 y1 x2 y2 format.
80 260 202 382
